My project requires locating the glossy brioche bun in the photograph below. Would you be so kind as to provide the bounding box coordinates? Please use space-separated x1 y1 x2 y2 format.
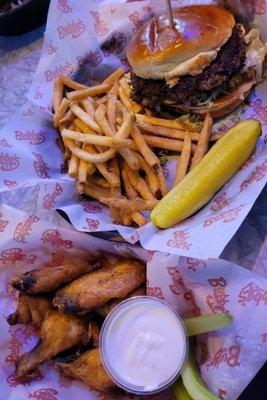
169 80 255 119
127 5 235 80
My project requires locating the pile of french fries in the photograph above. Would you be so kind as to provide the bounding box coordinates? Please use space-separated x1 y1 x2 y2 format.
53 68 217 227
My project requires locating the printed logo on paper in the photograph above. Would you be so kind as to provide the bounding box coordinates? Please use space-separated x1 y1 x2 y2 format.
0 137 11 148
7 370 43 388
41 229 73 249
210 192 231 212
45 62 73 83
3 179 18 189
57 0 73 13
186 257 207 272
81 200 102 213
15 130 45 145
6 326 35 363
240 160 267 191
238 282 267 307
206 276 229 313
0 212 9 232
77 49 102 68
32 152 50 179
47 40 58 55
85 218 100 231
203 205 244 227
129 11 142 33
41 252 65 268
147 285 165 299
57 19 85 40
1 248 36 265
0 153 20 171
43 183 63 210
13 215 40 243
28 388 58 400
207 345 240 370
167 229 192 250
101 32 127 56
90 11 109 36
241 0 266 16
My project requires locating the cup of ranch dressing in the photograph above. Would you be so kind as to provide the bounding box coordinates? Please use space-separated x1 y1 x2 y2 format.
100 296 188 395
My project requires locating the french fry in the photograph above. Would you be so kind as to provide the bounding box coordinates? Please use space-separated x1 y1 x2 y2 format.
61 128 114 146
133 152 160 198
135 114 185 130
138 122 199 141
118 86 142 113
103 68 125 87
95 104 115 136
124 164 156 201
58 109 75 132
61 76 88 90
174 132 191 186
109 157 124 224
99 197 158 212
93 176 111 188
64 138 116 163
68 154 79 177
107 93 117 132
70 103 101 132
67 83 111 101
96 95 108 105
52 77 63 113
131 125 159 168
132 212 147 227
122 165 138 199
84 182 111 201
54 98 70 128
97 162 120 187
74 118 96 134
78 159 91 183
81 98 96 119
119 77 131 97
191 113 212 169
119 148 140 171
143 135 196 153
156 164 169 196
114 113 135 141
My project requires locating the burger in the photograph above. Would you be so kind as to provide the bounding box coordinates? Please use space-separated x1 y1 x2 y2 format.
126 5 266 118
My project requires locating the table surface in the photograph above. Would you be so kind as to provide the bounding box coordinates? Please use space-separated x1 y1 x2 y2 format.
0 26 267 400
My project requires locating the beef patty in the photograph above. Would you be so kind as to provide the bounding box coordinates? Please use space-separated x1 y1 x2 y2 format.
131 25 247 107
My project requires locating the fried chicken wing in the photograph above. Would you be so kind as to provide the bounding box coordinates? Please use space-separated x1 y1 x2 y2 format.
88 321 100 348
7 294 52 327
96 285 146 318
16 310 86 378
56 348 115 392
53 259 146 314
10 257 98 294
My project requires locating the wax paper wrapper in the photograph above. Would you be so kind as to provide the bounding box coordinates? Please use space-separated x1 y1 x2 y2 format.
0 0 266 260
1 203 267 400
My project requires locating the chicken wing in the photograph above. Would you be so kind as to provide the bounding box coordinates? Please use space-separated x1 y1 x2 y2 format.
10 257 98 294
87 321 100 348
7 294 52 327
96 285 146 318
53 259 146 314
16 310 86 378
56 348 115 392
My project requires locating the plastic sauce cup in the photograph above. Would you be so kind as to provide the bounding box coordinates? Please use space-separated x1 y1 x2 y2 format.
100 296 188 395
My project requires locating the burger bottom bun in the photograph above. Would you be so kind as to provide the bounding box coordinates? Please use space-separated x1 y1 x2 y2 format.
168 79 255 119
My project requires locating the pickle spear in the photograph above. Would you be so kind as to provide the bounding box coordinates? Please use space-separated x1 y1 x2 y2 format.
184 313 232 336
151 119 261 228
174 378 193 400
181 346 220 400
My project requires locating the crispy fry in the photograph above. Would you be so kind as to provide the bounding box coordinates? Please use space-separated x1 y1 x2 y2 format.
62 128 114 146
114 113 135 141
109 157 123 223
67 83 111 101
156 164 169 196
133 152 160 198
64 139 116 163
94 103 115 136
174 132 191 185
83 182 111 201
78 158 94 183
107 92 117 132
132 212 147 227
53 77 63 113
97 162 120 188
68 154 79 177
124 164 156 201
118 86 142 113
58 109 75 130
122 165 138 199
135 114 185 130
93 176 111 188
100 197 158 212
119 148 140 170
103 68 125 86
137 122 199 141
132 125 159 168
81 98 96 119
95 95 108 105
119 77 131 97
54 98 70 128
143 134 196 153
61 76 88 90
70 103 101 132
74 118 95 134
191 113 212 169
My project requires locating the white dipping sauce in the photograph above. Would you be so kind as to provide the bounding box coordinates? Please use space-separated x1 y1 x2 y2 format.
101 297 187 393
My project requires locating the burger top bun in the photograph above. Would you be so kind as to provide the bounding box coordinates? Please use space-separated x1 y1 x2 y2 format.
127 5 235 80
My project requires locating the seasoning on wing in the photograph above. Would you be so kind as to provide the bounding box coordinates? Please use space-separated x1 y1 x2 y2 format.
96 285 146 318
10 257 99 294
56 348 116 392
88 321 100 348
16 310 86 378
53 259 146 314
7 294 52 327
